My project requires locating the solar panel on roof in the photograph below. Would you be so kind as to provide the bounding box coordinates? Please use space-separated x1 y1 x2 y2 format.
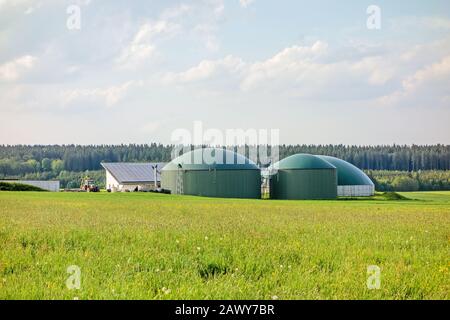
101 163 166 183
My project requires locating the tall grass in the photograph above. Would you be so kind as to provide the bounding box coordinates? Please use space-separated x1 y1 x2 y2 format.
0 191 448 299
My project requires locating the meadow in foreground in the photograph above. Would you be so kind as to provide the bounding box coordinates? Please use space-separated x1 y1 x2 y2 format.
0 191 448 299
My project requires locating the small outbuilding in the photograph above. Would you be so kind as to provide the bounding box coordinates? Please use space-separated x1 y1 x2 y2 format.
101 162 165 192
269 154 337 200
316 155 375 196
161 148 261 199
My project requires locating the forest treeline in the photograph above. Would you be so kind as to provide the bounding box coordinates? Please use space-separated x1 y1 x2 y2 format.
0 144 449 191
367 170 450 192
0 144 449 173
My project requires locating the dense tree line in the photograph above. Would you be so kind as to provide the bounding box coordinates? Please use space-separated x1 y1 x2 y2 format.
277 144 450 171
367 170 450 192
0 144 172 172
0 144 448 191
0 144 448 175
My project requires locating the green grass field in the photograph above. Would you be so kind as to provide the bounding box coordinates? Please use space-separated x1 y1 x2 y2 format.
0 191 449 300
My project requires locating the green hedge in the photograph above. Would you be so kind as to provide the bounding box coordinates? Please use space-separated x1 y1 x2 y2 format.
0 182 47 192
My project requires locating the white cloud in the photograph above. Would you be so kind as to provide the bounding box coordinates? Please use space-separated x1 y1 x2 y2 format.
380 55 450 107
350 56 396 86
115 1 230 69
163 55 245 84
116 1 226 67
0 0 32 9
193 23 221 52
0 55 37 81
163 41 331 88
160 4 191 20
239 0 255 8
61 81 143 108
161 39 450 104
241 41 329 91
115 4 194 69
214 2 224 16
116 20 179 69
422 16 450 29
403 55 450 90
189 0 225 52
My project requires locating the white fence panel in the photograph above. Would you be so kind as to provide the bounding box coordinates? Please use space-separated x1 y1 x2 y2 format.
338 185 374 197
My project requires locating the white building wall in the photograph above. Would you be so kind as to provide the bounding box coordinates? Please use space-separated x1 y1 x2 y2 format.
338 185 374 197
105 170 156 192
1 180 60 192
119 184 155 192
106 171 120 191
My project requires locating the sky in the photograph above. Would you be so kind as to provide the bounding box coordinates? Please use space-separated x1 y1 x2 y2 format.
0 0 449 145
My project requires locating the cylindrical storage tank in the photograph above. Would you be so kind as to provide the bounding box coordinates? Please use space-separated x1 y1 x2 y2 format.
270 154 337 200
161 148 261 199
316 155 375 197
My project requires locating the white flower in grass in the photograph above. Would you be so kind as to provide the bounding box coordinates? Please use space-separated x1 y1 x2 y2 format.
162 287 171 295
204 236 208 240
73 297 79 300
271 295 279 300
197 247 201 251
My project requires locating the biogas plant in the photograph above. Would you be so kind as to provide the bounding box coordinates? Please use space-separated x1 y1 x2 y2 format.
161 148 374 200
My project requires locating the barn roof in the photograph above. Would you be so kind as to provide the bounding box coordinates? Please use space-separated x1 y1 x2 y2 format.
101 162 166 183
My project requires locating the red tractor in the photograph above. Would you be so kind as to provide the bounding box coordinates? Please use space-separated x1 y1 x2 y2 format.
80 177 99 192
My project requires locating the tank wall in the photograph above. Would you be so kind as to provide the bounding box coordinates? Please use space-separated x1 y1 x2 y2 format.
161 170 178 193
270 169 337 200
162 169 261 199
337 185 374 197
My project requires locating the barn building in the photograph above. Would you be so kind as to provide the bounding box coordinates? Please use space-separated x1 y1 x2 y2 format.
101 162 165 192
161 148 261 199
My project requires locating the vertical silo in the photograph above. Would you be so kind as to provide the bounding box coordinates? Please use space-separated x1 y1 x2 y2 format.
161 148 261 199
270 154 337 200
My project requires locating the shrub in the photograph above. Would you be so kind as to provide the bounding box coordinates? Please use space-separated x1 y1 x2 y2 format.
391 176 420 192
0 182 47 192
